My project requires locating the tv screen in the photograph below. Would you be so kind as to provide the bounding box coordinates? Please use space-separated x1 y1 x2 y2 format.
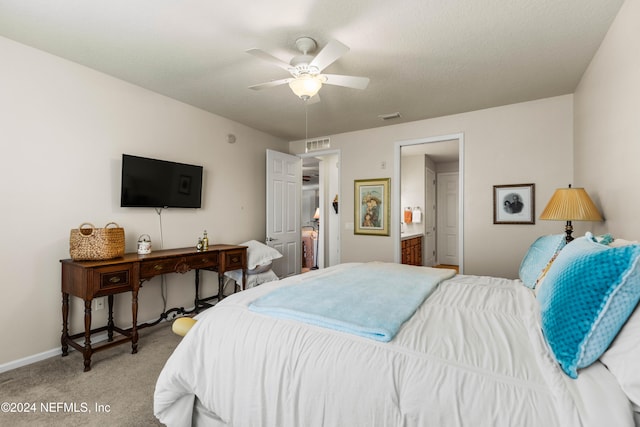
120 154 203 208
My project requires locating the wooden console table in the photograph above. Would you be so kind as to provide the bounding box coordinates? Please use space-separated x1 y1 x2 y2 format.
60 244 247 371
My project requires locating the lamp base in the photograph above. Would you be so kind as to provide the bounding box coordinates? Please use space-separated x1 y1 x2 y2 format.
564 220 574 243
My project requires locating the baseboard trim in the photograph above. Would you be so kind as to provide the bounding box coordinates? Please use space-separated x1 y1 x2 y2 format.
0 315 176 374
0 331 109 374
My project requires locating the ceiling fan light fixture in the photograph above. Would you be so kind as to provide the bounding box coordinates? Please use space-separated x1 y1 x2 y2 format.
289 75 323 100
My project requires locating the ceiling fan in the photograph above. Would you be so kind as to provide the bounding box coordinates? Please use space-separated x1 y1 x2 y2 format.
246 37 370 101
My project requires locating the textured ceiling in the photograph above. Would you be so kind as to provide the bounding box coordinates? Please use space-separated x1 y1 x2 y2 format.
0 0 624 141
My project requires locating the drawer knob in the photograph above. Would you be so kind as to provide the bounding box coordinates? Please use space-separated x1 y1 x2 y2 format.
153 264 163 271
109 276 121 284
175 262 189 274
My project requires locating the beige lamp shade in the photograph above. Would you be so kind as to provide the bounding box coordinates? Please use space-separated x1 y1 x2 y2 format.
540 186 603 221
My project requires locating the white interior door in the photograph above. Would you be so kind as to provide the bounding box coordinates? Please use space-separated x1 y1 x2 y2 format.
437 172 459 266
424 167 436 266
266 149 301 278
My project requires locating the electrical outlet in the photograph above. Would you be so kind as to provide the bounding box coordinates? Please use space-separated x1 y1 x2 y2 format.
94 297 105 311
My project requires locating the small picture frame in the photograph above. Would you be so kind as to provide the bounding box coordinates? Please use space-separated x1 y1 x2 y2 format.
493 183 535 224
179 175 192 195
354 178 390 236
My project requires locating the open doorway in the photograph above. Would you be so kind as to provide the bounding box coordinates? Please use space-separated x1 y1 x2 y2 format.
393 134 464 273
299 150 341 271
301 156 320 272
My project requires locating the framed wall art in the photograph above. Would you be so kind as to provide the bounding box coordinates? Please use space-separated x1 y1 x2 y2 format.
179 175 192 195
493 183 535 224
354 178 390 236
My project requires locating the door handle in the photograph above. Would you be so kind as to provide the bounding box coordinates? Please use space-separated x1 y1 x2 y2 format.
265 237 278 242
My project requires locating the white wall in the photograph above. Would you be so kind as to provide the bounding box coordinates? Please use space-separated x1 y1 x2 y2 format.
322 153 341 266
401 155 425 238
574 0 640 240
0 37 288 367
291 95 574 278
437 161 459 174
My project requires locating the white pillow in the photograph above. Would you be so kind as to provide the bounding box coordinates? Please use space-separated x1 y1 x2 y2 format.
247 262 272 275
224 269 278 289
600 302 640 413
240 240 283 270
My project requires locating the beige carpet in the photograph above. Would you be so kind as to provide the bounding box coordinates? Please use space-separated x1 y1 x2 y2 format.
0 322 181 427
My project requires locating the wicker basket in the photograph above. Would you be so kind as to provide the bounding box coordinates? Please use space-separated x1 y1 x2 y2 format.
69 222 125 261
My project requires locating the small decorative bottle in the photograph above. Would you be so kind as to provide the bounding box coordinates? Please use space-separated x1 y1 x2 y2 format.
412 206 422 223
196 238 203 251
404 207 413 224
202 230 209 250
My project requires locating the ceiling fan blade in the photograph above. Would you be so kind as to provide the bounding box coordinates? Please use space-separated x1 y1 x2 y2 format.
309 39 349 72
322 74 370 90
248 78 292 91
246 48 292 72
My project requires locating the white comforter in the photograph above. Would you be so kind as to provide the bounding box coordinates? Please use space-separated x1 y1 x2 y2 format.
154 263 635 427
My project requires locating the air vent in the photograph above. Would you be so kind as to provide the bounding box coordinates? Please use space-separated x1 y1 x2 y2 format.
305 137 331 153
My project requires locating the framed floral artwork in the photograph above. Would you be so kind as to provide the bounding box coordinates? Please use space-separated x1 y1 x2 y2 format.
493 183 535 224
354 178 390 236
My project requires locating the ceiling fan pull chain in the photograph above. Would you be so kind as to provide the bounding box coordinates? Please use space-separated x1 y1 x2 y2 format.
305 101 309 144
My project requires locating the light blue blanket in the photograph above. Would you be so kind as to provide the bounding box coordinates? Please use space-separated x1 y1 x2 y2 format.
249 262 456 342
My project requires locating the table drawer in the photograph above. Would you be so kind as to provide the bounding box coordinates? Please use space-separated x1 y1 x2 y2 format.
94 265 133 294
140 259 176 277
224 249 245 270
140 253 218 278
183 253 218 269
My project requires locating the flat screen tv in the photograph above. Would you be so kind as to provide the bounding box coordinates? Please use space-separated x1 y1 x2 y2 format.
120 154 203 208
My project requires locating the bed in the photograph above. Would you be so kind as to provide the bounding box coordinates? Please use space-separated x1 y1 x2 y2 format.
154 233 640 427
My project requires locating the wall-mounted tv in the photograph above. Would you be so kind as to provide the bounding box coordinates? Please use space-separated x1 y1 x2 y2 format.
120 154 203 208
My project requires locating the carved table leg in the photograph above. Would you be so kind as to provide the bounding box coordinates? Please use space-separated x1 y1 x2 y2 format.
83 299 93 372
131 287 138 354
194 268 201 311
218 272 224 301
242 269 247 292
107 295 114 342
61 292 69 356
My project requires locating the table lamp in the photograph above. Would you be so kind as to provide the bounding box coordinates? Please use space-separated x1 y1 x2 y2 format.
539 184 603 243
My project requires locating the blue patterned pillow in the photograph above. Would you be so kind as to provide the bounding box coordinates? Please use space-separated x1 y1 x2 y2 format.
537 235 640 378
519 234 566 288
